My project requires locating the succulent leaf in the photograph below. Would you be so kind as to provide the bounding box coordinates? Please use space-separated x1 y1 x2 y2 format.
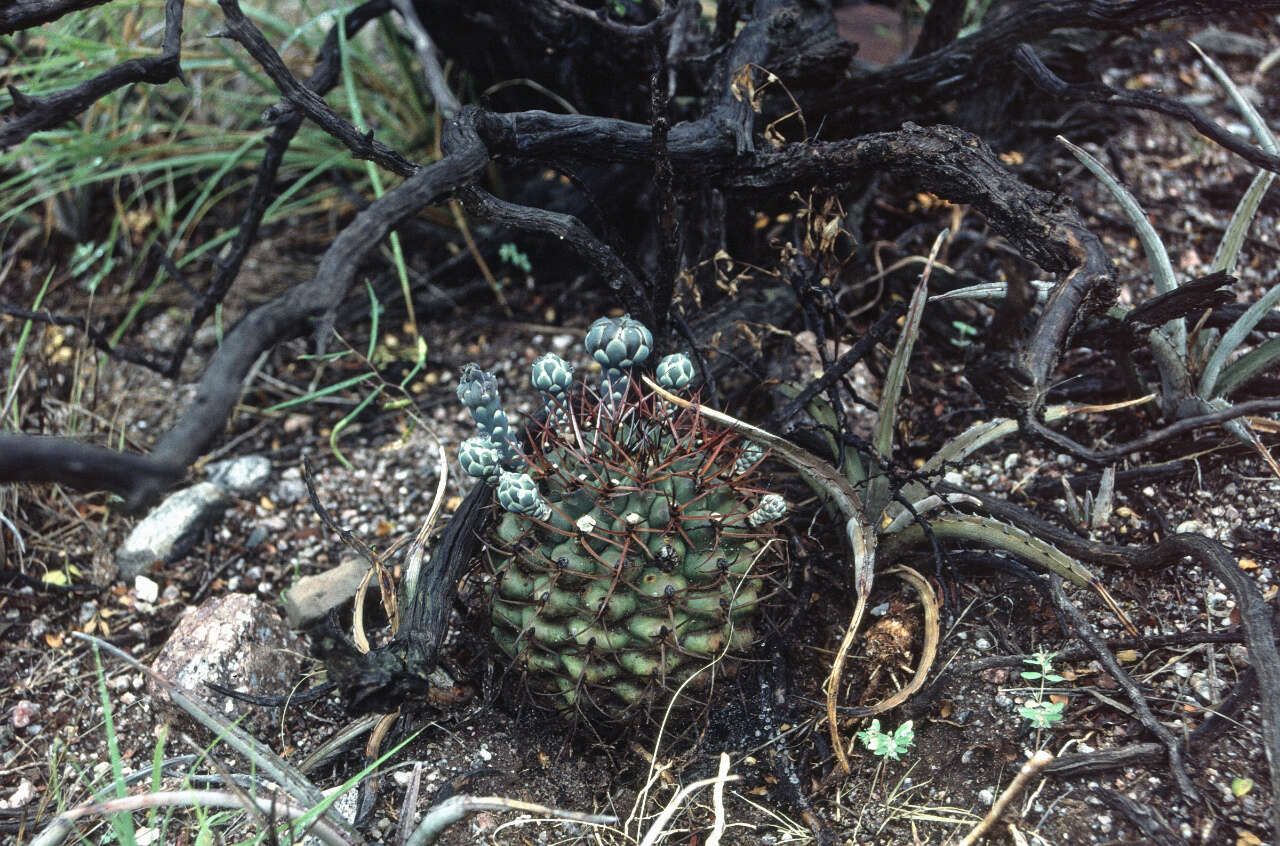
497 471 551 521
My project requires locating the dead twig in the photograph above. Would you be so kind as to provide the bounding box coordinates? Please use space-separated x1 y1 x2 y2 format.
958 750 1054 846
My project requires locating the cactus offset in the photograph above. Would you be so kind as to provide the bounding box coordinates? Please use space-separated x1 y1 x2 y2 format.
458 318 789 725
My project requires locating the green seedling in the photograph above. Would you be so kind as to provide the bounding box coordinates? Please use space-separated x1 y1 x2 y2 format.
499 242 532 273
857 719 916 761
1017 651 1066 730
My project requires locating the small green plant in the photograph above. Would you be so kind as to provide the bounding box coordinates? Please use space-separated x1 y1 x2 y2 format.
1017 651 1066 730
498 241 532 273
856 719 916 760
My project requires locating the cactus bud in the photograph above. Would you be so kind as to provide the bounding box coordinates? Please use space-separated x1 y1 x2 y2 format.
459 436 502 482
458 364 521 468
655 353 695 391
735 442 764 475
747 493 788 527
585 315 652 370
497 472 551 521
531 352 574 396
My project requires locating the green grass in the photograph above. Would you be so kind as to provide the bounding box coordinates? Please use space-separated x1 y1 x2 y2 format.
0 0 437 341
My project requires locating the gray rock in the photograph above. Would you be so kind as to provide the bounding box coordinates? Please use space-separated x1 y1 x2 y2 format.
206 455 272 498
116 483 231 578
283 557 372 629
148 593 305 736
273 467 308 506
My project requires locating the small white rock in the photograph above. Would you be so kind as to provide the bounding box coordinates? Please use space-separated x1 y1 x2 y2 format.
134 575 160 604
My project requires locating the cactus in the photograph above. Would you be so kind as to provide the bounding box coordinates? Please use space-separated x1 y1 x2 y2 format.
458 319 789 725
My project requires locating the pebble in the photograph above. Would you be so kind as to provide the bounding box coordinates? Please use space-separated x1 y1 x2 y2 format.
11 701 39 728
134 575 159 604
978 788 995 805
1190 672 1226 704
206 455 272 497
116 482 232 579
148 593 305 736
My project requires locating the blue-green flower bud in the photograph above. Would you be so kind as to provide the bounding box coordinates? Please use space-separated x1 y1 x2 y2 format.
584 315 653 370
655 353 695 391
747 493 787 527
458 436 502 482
531 353 574 396
497 471 551 521
457 363 499 411
735 442 764 475
457 363 521 468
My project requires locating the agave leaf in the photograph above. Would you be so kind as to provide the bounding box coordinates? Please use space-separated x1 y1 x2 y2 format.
1199 280 1280 398
928 279 1055 303
889 405 1073 516
877 513 1134 632
1213 170 1276 276
866 276 929 520
882 493 982 534
1190 42 1277 155
1149 324 1195 416
775 383 867 486
1214 337 1280 398
1058 135 1184 355
1191 44 1277 274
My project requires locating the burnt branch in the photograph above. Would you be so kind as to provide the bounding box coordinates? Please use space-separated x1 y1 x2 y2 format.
911 0 968 58
826 0 1280 110
213 0 418 177
1015 44 1280 175
0 434 183 498
1022 397 1280 465
1137 533 1280 835
1047 575 1199 801
165 0 395 377
116 109 489 511
1 0 185 149
0 0 112 35
454 185 654 326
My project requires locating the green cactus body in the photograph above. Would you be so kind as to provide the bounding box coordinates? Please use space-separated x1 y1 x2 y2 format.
477 382 789 726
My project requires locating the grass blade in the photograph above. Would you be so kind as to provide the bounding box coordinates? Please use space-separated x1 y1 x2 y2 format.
90 646 137 844
1200 280 1280 398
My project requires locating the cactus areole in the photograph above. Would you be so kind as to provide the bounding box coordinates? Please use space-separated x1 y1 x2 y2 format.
457 316 789 726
